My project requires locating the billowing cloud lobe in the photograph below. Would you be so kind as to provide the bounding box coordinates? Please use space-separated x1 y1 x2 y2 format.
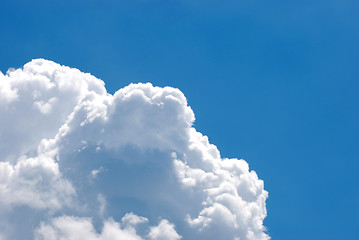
0 59 269 240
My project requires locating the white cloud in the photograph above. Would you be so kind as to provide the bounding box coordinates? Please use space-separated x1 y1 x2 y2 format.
35 213 179 240
0 59 269 240
0 155 74 210
148 219 182 240
35 216 143 240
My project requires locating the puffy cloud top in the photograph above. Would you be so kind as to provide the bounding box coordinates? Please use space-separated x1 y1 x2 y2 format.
0 59 269 240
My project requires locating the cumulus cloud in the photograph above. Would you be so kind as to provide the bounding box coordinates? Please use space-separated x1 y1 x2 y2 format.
35 215 143 240
35 213 179 240
148 219 181 240
0 59 269 239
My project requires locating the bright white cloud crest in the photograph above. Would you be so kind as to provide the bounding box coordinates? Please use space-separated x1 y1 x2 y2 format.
0 59 269 240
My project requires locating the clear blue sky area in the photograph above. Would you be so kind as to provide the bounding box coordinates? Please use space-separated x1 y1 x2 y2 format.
1 0 358 239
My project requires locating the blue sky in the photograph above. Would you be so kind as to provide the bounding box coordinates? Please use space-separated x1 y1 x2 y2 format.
0 0 358 239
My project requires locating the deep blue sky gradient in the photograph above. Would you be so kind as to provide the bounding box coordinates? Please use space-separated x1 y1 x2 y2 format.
1 0 358 239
